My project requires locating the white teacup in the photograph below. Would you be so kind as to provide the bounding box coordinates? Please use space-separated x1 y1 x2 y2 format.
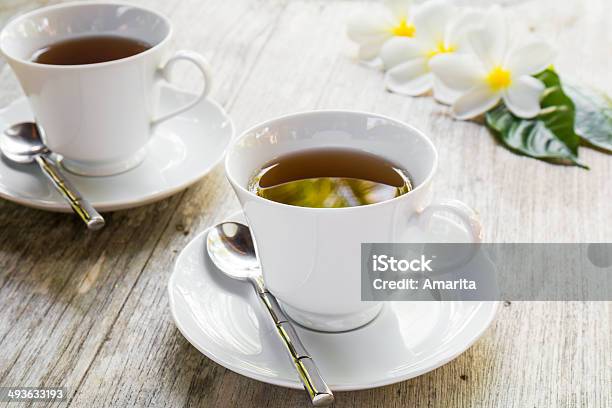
226 111 483 332
0 2 211 176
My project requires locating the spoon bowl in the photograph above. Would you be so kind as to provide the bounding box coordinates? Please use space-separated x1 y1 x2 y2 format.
206 222 260 281
0 122 47 163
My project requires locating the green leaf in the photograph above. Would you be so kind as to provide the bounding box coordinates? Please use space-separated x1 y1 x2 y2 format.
485 69 587 168
564 83 612 153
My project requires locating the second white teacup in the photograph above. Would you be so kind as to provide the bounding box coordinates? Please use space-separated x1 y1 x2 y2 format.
225 110 483 332
0 2 211 176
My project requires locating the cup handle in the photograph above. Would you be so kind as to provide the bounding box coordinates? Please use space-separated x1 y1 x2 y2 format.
151 50 212 127
408 199 483 283
412 199 483 244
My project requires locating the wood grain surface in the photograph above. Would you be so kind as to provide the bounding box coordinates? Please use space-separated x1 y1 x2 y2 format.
0 1 610 407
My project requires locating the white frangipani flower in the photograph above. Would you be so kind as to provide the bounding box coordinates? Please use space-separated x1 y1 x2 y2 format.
430 6 556 119
347 0 416 62
380 0 484 104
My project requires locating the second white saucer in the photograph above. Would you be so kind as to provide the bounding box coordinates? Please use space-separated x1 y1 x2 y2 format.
168 211 499 391
0 85 234 212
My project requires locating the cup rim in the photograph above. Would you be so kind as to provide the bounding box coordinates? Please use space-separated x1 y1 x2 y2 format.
0 1 172 70
225 109 439 212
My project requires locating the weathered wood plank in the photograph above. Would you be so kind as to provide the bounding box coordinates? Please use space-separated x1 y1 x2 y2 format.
0 1 288 407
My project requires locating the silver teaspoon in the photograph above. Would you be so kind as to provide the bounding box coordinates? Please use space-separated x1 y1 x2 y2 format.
0 122 105 230
206 222 334 406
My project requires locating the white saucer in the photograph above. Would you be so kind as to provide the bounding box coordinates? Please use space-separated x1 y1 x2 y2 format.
168 211 499 391
0 85 234 212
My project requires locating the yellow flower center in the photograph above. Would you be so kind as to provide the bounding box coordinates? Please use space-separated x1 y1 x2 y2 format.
486 66 512 90
426 41 456 59
391 18 416 37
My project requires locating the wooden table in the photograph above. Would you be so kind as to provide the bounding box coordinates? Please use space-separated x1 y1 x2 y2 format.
0 0 610 407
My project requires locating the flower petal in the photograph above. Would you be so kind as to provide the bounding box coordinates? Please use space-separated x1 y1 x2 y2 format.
433 77 461 105
358 42 386 61
413 0 455 46
347 12 393 45
467 6 508 68
507 40 556 76
385 0 413 19
380 37 424 69
503 75 545 118
347 12 394 61
385 59 432 95
429 53 484 91
446 9 486 52
452 85 501 120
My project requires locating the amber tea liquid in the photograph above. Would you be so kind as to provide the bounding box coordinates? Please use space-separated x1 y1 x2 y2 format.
249 148 413 208
31 35 151 65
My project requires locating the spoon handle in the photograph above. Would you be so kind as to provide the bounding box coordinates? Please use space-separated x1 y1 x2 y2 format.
35 154 105 230
248 276 334 406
